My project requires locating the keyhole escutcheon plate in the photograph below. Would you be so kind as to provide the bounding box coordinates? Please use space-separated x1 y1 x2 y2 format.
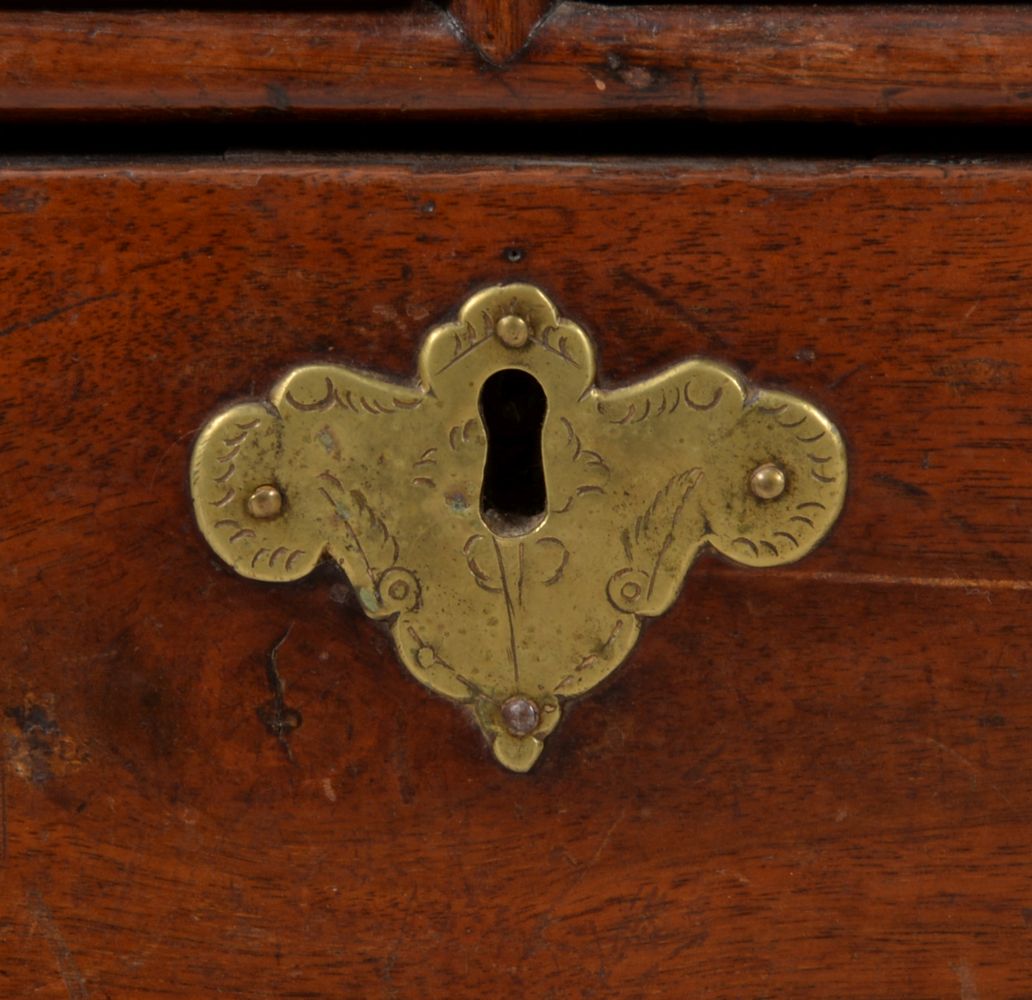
191 284 847 771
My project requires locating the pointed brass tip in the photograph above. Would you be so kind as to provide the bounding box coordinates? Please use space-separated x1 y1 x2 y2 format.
491 732 545 772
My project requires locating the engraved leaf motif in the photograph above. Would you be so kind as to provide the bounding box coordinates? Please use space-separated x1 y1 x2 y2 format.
346 490 401 579
610 468 706 617
622 468 704 570
318 473 400 589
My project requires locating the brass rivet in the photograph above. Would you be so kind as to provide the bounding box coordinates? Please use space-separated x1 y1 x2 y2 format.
496 314 530 348
749 463 786 500
620 580 641 603
246 484 283 519
501 696 540 736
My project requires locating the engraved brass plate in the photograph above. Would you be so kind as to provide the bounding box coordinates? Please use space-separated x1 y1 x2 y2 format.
191 284 847 771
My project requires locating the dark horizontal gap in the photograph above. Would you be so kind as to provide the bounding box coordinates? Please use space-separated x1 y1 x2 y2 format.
591 1 1021 4
0 1 415 7
7 120 1032 159
0 1 1014 7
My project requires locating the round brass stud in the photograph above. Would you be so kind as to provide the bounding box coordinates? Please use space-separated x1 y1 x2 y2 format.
620 580 642 603
246 484 283 519
606 567 649 613
387 579 410 602
749 463 786 500
501 695 540 736
496 314 530 348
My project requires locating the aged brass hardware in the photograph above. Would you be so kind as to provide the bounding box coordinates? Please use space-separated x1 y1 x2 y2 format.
191 284 847 771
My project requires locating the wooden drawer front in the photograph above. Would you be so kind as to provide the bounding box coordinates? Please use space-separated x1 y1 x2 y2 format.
2 160 1031 998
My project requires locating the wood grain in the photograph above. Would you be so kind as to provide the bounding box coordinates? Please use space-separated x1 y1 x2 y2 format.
6 5 1032 122
2 159 1031 998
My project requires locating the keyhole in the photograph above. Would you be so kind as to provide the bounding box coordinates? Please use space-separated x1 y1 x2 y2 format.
479 369 548 535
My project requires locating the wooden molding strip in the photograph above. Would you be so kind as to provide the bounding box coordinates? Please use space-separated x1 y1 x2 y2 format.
2 4 1032 121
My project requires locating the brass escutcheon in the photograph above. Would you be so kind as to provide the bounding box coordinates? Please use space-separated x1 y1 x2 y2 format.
191 284 847 771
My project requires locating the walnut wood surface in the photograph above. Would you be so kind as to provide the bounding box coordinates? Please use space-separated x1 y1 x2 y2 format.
6 5 1032 122
2 159 1031 997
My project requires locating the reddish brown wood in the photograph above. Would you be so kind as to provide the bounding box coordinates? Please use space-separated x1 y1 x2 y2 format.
5 5 1032 121
448 0 554 64
2 160 1032 997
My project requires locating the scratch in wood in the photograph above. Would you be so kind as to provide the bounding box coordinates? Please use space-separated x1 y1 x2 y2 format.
0 736 7 864
256 625 302 762
614 266 705 335
922 736 1014 808
126 246 211 276
716 867 752 886
0 290 119 339
951 960 980 1000
379 883 418 997
587 805 626 870
520 806 627 962
147 420 207 491
872 472 930 499
825 362 868 390
26 888 90 1000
